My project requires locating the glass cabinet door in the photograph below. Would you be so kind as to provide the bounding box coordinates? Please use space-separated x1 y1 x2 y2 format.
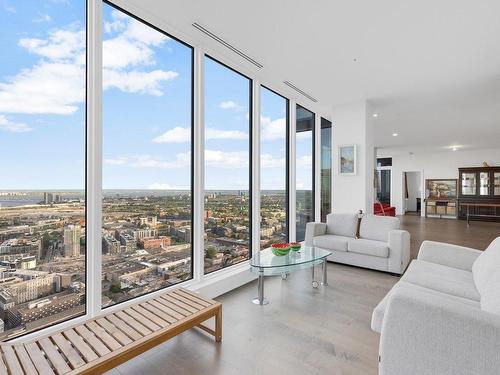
494 172 500 196
479 172 490 195
461 173 476 195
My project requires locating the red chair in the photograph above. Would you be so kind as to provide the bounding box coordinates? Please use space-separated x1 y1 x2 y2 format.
374 203 396 216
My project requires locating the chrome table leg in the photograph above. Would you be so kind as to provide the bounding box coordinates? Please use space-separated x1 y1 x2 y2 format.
252 268 269 305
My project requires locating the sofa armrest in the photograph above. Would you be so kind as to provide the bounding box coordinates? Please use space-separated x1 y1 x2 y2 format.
417 240 482 271
305 222 327 246
387 230 410 274
380 287 500 375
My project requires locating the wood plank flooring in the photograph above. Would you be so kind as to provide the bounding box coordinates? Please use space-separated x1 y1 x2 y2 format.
108 216 500 375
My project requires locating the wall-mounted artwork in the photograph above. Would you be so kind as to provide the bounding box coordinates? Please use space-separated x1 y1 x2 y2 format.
339 144 356 175
426 179 458 199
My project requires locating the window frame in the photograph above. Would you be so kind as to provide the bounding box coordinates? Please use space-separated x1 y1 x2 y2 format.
260 84 290 245
100 0 196 308
8 0 335 343
295 104 316 241
203 54 253 274
320 117 333 222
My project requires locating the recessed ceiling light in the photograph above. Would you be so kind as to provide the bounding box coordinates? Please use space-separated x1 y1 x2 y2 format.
392 132 399 137
452 146 458 151
372 113 379 118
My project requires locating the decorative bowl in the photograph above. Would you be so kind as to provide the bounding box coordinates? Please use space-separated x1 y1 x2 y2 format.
271 243 291 256
289 242 301 251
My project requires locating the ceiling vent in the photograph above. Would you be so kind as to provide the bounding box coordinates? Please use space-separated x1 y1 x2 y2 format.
192 22 263 69
283 81 318 103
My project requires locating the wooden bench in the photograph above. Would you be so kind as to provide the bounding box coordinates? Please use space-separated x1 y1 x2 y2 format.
0 288 222 374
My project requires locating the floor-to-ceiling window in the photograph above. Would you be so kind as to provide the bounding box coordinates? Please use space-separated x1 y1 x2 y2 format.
0 0 86 339
260 87 288 248
321 118 332 221
295 105 315 241
204 56 251 273
102 2 193 307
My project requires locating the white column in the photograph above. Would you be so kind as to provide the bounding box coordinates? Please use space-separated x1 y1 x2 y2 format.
332 101 375 214
288 101 297 242
86 0 103 317
193 46 205 281
251 81 261 261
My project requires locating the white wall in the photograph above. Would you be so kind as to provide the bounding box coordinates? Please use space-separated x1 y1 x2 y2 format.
332 101 375 214
386 148 500 215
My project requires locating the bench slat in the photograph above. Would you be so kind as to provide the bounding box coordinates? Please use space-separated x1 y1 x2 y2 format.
156 296 192 317
147 299 185 321
176 289 214 307
161 294 199 314
0 354 8 374
63 329 98 363
38 337 72 375
24 342 55 375
122 308 161 332
74 325 111 357
114 311 153 336
129 305 168 329
95 318 133 347
171 290 207 310
14 345 38 375
139 302 177 324
2 346 24 375
85 322 122 352
105 315 143 341
51 333 86 369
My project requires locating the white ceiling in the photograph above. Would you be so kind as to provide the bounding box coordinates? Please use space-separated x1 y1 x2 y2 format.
122 0 500 153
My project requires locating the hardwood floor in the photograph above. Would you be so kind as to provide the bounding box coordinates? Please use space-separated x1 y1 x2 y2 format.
108 216 500 375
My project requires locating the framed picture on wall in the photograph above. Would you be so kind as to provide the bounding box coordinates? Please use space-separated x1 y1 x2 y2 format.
338 144 357 175
425 179 458 199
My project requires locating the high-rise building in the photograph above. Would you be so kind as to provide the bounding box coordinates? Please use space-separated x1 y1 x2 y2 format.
63 224 81 258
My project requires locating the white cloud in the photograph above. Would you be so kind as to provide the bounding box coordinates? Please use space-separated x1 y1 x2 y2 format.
4 5 16 13
19 29 85 61
34 13 52 23
147 183 188 190
0 11 177 117
152 126 190 143
261 153 285 168
0 61 84 114
105 153 190 169
104 69 178 96
261 116 286 141
297 155 313 169
205 150 248 169
219 100 245 111
152 126 248 143
0 115 33 133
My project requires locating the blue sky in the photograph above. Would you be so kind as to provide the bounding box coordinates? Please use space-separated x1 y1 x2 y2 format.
0 1 310 191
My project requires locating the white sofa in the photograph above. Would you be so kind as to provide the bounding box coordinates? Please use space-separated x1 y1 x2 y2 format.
372 237 500 375
305 213 410 275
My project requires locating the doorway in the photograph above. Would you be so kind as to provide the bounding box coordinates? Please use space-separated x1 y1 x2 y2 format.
403 171 422 215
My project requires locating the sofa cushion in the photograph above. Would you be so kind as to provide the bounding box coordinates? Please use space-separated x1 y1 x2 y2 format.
360 215 400 242
371 280 480 333
313 235 350 251
326 213 358 237
402 260 480 301
472 237 500 294
348 238 389 258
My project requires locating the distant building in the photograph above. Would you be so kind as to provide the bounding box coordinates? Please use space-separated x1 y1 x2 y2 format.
118 233 137 252
63 224 81 258
133 228 157 240
102 235 120 254
139 216 157 227
43 192 54 204
139 236 171 250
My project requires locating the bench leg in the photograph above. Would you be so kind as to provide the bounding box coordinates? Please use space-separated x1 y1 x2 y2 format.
215 306 222 342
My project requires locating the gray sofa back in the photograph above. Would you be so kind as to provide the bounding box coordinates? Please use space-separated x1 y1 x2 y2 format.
326 213 358 237
360 214 400 242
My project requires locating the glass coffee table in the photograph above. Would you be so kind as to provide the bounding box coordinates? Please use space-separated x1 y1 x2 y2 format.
250 246 331 305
